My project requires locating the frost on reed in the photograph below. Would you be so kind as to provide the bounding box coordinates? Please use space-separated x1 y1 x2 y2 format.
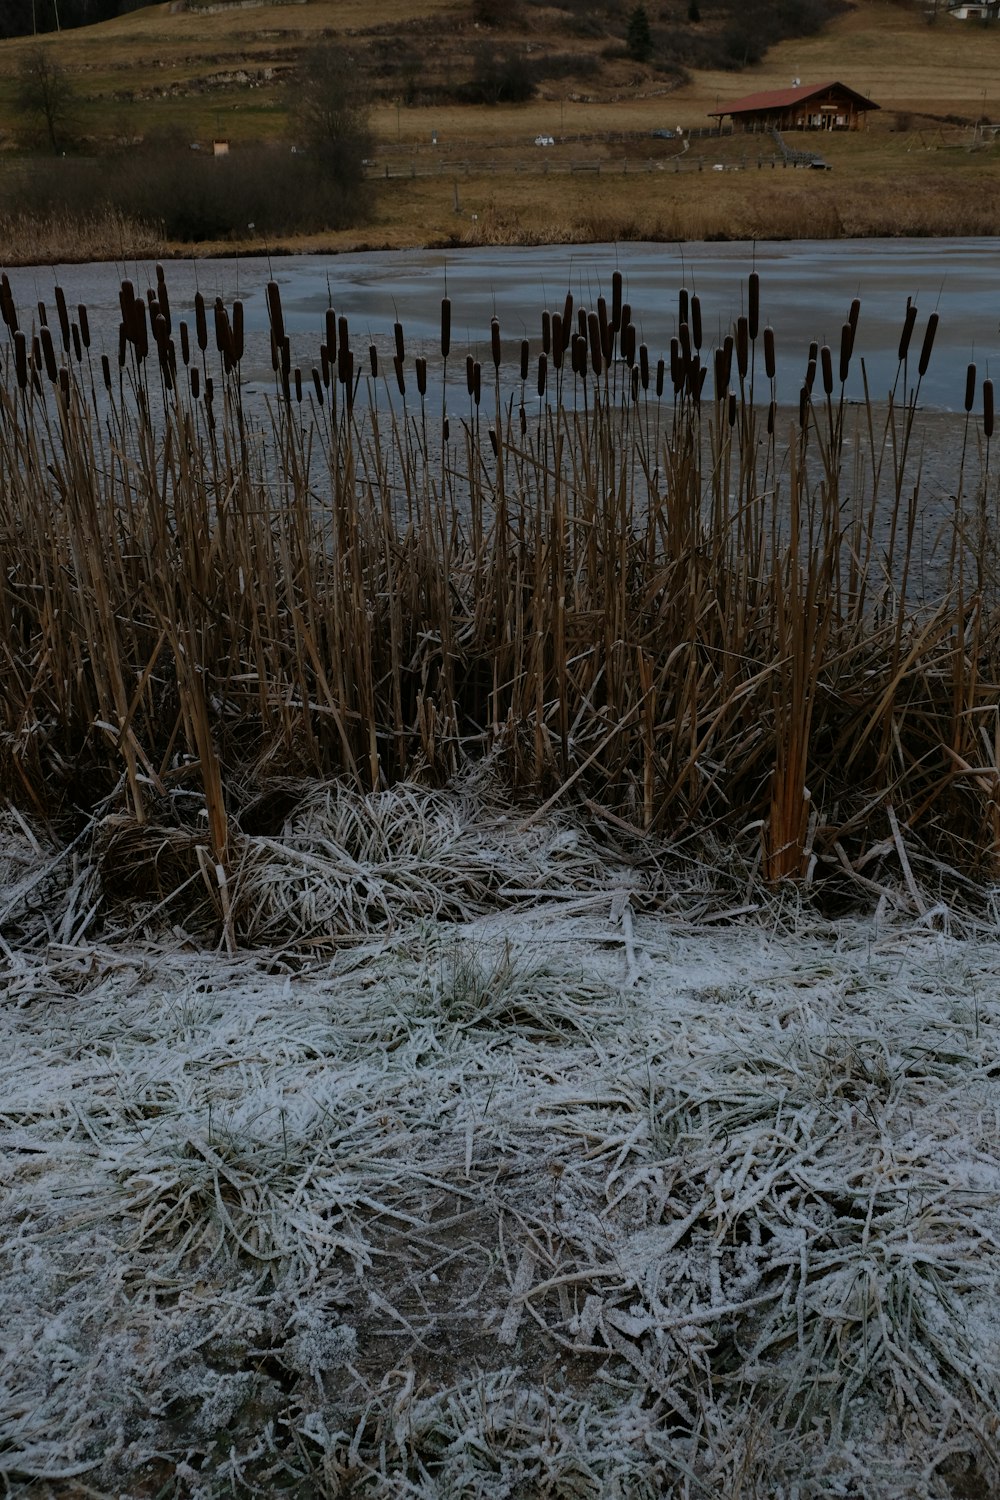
0 261 999 933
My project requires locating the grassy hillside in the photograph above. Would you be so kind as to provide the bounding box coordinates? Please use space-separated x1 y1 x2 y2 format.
0 0 999 255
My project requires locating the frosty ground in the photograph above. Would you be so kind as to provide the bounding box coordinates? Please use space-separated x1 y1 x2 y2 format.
2 776 1000 1499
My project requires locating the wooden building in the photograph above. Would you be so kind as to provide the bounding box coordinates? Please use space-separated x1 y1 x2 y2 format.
709 81 879 132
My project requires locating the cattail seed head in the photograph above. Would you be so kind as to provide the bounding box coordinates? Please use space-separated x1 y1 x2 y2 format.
466 354 475 396
180 321 190 366
232 301 244 363
520 338 530 382
656 357 665 397
587 311 603 376
473 360 482 406
394 321 405 363
441 296 451 358
101 351 111 391
691 294 702 351
54 286 70 351
748 271 760 341
736 316 749 380
416 355 427 396
14 330 27 389
542 309 551 355
611 269 623 333
898 302 917 362
369 343 378 377
917 311 939 378
266 281 284 344
821 344 833 396
763 326 776 381
491 316 501 370
839 322 853 384
195 292 208 353
639 344 649 389
77 304 89 349
190 365 199 399
965 362 976 414
537 352 547 398
394 352 406 395
984 378 994 439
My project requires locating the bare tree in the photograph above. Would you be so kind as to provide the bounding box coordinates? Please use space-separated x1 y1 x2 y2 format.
296 44 373 214
16 46 76 152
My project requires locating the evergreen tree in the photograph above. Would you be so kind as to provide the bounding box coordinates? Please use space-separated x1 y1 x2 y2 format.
626 5 654 62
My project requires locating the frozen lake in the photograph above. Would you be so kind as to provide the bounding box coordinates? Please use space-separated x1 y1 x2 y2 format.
6 237 1000 412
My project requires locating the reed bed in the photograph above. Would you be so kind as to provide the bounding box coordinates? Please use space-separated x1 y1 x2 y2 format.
0 260 998 937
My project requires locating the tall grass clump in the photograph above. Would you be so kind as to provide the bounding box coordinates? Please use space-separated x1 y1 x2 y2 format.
1 261 998 927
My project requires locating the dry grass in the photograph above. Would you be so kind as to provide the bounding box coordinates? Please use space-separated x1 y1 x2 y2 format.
1 260 1000 918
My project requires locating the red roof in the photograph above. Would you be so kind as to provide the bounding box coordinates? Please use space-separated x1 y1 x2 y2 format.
709 81 879 118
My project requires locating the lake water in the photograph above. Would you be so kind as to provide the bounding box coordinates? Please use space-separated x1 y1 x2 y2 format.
6 237 1000 413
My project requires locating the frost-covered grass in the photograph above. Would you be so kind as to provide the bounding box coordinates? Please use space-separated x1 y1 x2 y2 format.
2 787 1000 1498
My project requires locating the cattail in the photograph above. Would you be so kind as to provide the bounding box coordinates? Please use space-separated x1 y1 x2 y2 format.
337 327 350 387
721 333 733 386
1 274 18 332
839 322 853 384
77 304 89 349
639 344 649 389
587 311 603 376
519 404 527 435
965 362 976 414
537 352 547 398
736 316 748 381
119 280 135 327
320 344 330 387
195 291 208 353
597 297 612 364
369 343 377 377
440 296 451 359
799 384 808 427
917 311 938 378
620 301 631 337
280 336 290 380
805 357 816 396
679 321 691 370
728 391 737 427
179 322 190 366
631 365 639 401
205 376 214 405
821 344 833 396
984 378 994 439
713 347 727 403
562 290 573 349
473 360 482 406
270 328 280 373
118 323 127 369
491 316 501 370
394 320 405 364
520 338 530 382
394 353 406 395
36 300 48 328
71 323 81 363
622 322 636 366
678 287 689 328
14 330 27 389
542 309 551 355
656 358 665 397
898 302 917 362
767 398 776 435
416 355 427 396
611 269 623 333
577 306 587 339
54 287 70 350
466 354 475 396
154 314 169 366
232 301 244 363
190 365 200 399
691 294 702 351
748 271 760 341
763 326 776 381
670 338 682 392
101 352 111 391
213 299 231 359
325 308 337 357
443 415 450 442
155 265 170 336
572 332 586 377
488 427 498 457
312 367 323 403
848 296 861 339
133 302 149 360
552 314 564 370
294 368 302 404
266 281 284 344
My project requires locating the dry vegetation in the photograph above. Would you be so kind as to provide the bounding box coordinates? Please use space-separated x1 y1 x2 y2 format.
1 0 1000 253
2 261 1000 920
